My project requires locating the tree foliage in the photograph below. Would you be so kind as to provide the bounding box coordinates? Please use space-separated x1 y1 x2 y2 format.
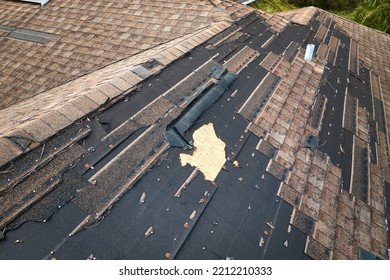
287 0 358 10
250 0 294 12
353 0 390 33
251 0 390 33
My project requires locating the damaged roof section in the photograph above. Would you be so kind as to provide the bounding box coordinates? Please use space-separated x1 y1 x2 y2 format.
0 4 389 260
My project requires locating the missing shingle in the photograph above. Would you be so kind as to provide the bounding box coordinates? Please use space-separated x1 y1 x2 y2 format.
6 27 60 44
239 72 280 121
283 41 300 62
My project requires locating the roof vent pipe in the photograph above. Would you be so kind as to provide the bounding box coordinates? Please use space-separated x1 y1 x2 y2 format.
304 44 315 62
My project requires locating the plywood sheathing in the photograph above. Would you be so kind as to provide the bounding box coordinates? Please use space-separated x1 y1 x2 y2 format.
180 123 226 182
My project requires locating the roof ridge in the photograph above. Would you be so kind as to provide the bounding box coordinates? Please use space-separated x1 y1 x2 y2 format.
274 6 319 26
290 6 319 26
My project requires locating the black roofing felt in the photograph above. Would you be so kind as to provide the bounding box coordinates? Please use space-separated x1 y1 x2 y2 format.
0 202 86 260
358 247 382 260
0 11 387 260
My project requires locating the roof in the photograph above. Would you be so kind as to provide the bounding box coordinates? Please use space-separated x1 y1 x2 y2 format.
0 1 389 260
0 0 250 110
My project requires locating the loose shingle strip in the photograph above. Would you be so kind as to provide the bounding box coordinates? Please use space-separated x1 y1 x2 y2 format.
223 45 259 74
0 144 85 231
239 72 280 121
374 97 386 133
0 125 90 196
349 39 359 74
309 94 327 130
162 58 219 105
7 169 87 231
291 208 315 236
305 236 332 260
260 52 282 73
342 93 357 134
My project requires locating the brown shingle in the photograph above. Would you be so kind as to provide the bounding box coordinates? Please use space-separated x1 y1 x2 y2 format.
0 137 23 167
354 219 371 250
97 83 123 99
39 111 73 132
19 119 56 143
71 96 99 115
0 0 233 110
277 182 301 207
334 226 354 258
85 89 109 106
55 103 85 122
